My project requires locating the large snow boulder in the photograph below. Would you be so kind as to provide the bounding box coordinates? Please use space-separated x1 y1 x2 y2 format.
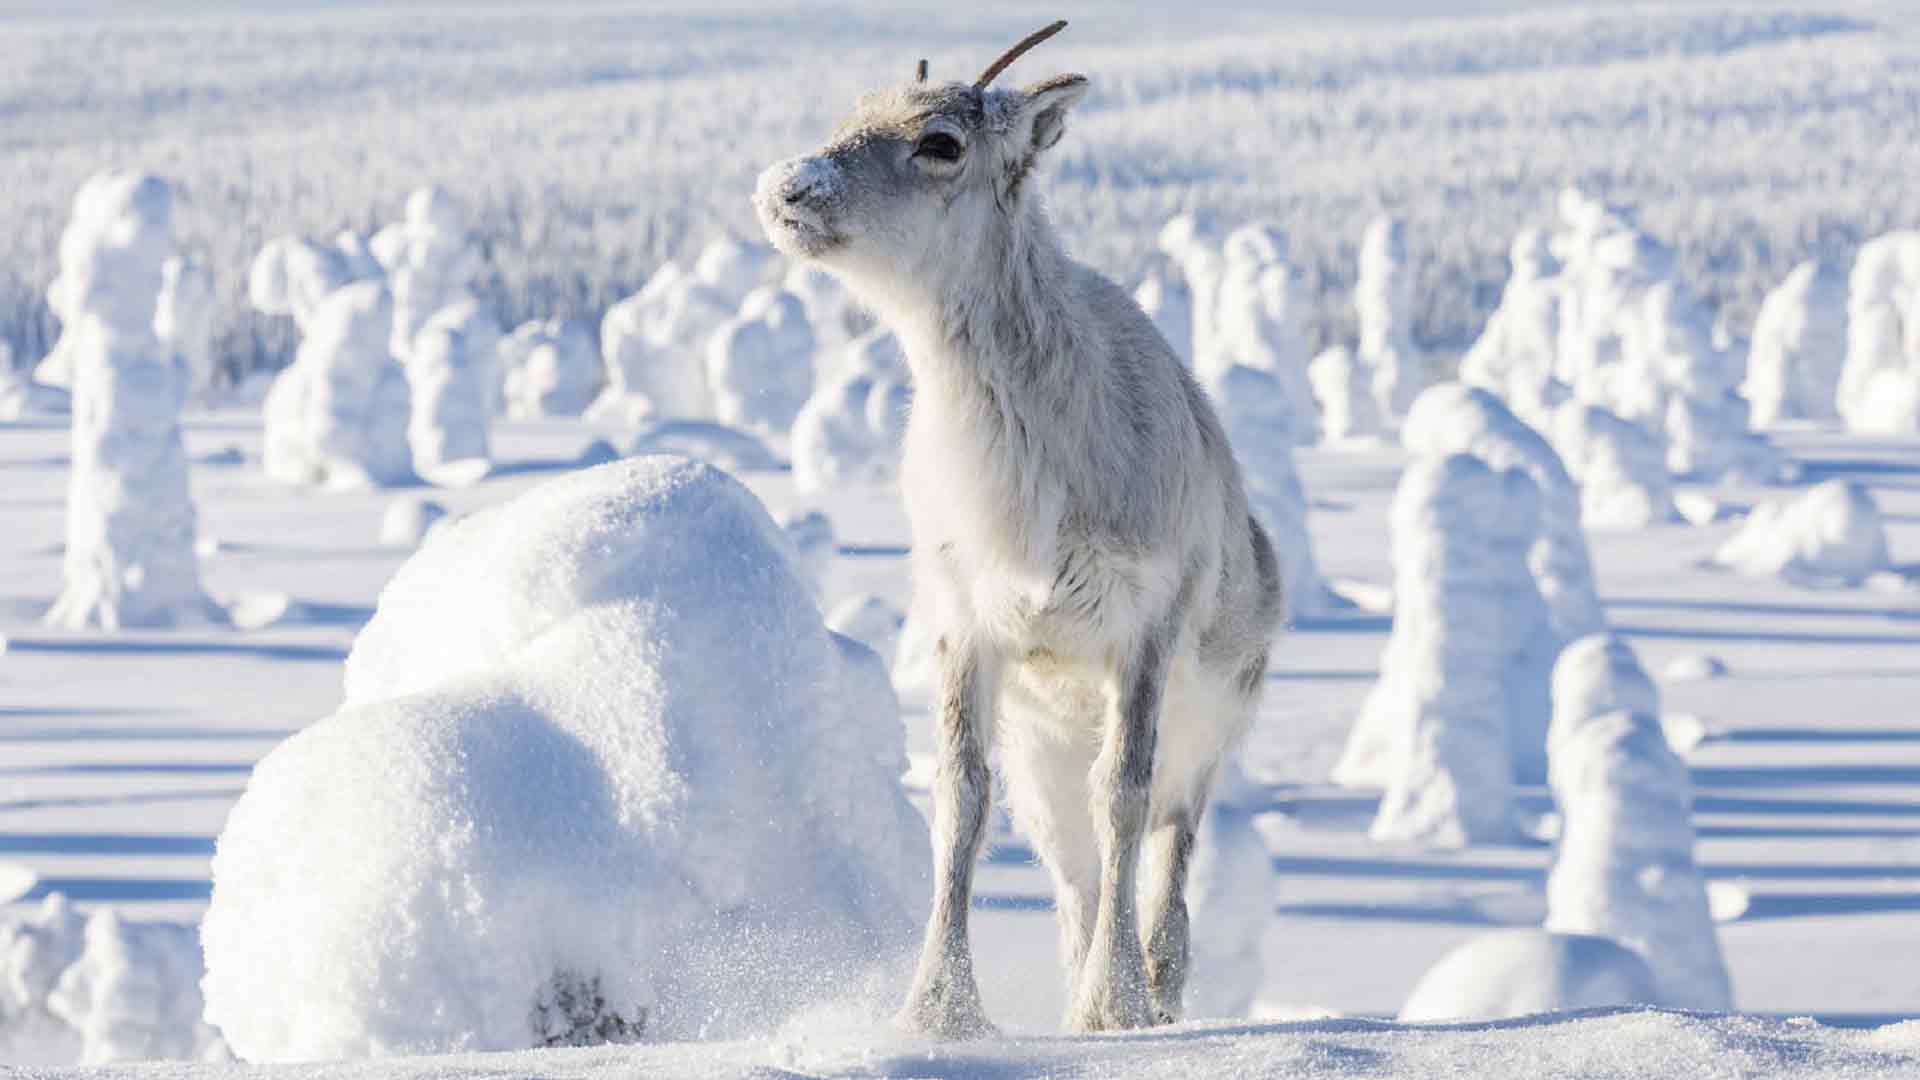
202 458 929 1061
1398 931 1660 1023
1544 634 1733 1013
1712 480 1890 584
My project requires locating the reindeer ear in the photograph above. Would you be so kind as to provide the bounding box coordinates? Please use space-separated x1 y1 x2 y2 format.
1016 74 1088 156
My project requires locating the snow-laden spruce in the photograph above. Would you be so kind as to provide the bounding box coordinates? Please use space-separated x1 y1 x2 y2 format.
784 261 868 360
499 318 601 418
0 895 224 1066
706 287 815 437
1183 761 1275 1020
248 234 372 333
1338 453 1541 846
1308 345 1385 444
405 298 498 485
1743 259 1846 428
692 237 775 308
1401 384 1602 782
789 329 910 495
154 256 217 400
1357 216 1425 423
1712 479 1890 584
1837 231 1920 434
1398 931 1660 1023
1551 401 1676 530
201 457 929 1061
1156 210 1227 369
260 281 413 488
1209 224 1319 444
1544 634 1734 1013
591 261 732 425
44 172 211 631
1133 262 1194 369
1459 229 1567 430
1206 362 1334 619
1549 189 1777 482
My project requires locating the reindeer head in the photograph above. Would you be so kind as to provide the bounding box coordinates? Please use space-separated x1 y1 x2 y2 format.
753 22 1086 288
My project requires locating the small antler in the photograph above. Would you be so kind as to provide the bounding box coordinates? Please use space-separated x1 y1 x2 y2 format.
974 19 1068 90
917 58 929 83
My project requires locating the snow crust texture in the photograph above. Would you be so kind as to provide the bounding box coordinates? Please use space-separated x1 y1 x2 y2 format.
1398 931 1660 1023
201 456 928 1062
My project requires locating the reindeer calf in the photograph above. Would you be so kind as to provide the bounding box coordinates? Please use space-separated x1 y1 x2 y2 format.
754 22 1283 1036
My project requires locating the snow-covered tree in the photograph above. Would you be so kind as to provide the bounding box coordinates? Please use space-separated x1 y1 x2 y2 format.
1357 216 1425 422
1308 345 1384 444
1341 453 1540 846
261 281 413 489
1743 259 1846 428
591 261 732 425
706 287 815 437
499 318 601 418
1545 634 1733 1013
45 172 210 630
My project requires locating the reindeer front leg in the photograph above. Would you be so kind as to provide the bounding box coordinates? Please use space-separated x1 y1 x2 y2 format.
1066 626 1173 1032
898 634 999 1039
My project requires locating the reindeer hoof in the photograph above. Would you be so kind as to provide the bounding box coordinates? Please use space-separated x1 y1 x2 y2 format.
897 965 997 1040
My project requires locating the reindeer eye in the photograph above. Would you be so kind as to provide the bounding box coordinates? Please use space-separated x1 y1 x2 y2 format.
913 132 964 163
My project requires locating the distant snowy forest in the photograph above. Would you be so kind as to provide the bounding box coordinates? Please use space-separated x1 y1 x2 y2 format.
3 4 1918 379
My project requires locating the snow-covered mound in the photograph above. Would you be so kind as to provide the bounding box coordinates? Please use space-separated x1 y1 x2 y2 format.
1838 232 1920 434
1402 384 1598 783
591 262 731 425
706 287 814 437
1339 453 1541 846
1744 259 1846 428
1398 931 1660 1023
43 171 210 631
1712 479 1891 584
789 330 909 495
1551 402 1676 530
0 895 223 1066
499 319 601 419
260 281 413 489
1358 216 1425 422
1545 634 1733 1013
201 457 929 1061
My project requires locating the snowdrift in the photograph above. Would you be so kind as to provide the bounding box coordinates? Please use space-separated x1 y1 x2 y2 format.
19 1009 1920 1080
200 457 929 1062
